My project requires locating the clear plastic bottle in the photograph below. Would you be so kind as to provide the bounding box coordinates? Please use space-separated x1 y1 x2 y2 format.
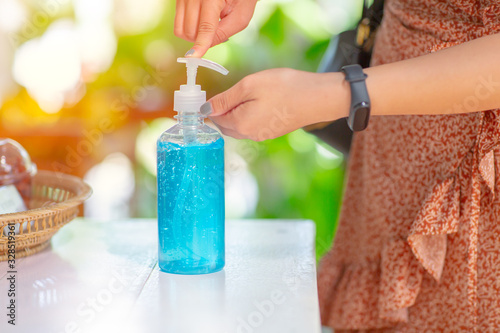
157 58 228 275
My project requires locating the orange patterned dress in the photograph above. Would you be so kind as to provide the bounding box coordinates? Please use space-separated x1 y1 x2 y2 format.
317 0 500 331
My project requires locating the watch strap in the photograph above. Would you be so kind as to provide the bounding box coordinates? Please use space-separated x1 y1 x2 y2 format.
341 64 371 131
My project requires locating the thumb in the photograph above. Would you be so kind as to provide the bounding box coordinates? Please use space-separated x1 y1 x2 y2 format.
201 79 249 117
188 2 224 58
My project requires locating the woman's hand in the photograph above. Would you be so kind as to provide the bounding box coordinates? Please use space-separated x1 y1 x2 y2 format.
203 68 350 141
174 0 258 58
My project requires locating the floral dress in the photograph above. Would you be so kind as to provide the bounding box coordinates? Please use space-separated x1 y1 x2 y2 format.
317 0 500 331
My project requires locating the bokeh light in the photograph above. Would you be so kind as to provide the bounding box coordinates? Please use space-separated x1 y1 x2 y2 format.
13 19 82 113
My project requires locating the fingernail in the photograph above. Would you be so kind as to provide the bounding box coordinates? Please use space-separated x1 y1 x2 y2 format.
185 48 195 57
200 102 212 116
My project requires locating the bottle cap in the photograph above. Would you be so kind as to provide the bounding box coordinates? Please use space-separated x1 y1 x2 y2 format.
174 58 229 113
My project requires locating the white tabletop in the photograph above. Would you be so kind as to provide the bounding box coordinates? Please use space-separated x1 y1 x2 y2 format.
0 218 321 333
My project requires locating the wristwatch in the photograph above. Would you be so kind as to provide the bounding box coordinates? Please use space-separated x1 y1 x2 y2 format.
341 64 371 131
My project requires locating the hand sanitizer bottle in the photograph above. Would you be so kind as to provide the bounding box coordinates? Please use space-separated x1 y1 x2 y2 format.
157 57 228 275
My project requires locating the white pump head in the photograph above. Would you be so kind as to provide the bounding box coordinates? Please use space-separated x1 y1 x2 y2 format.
174 57 229 113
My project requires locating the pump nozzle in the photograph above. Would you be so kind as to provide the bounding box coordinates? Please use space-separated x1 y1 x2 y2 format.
177 57 229 86
174 58 229 113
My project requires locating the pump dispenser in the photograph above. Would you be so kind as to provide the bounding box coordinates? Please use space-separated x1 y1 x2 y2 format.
174 57 228 113
157 57 228 275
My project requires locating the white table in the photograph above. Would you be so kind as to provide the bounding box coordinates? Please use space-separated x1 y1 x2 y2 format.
0 219 321 333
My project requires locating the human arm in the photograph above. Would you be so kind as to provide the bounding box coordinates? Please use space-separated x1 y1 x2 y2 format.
205 32 500 141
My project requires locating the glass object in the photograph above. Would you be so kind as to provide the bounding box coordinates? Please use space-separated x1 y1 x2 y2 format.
0 138 37 211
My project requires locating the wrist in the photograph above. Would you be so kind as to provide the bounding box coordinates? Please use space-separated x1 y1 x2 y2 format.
316 72 351 122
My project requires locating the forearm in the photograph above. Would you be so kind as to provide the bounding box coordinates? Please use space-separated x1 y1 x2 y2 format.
207 33 500 141
323 32 500 121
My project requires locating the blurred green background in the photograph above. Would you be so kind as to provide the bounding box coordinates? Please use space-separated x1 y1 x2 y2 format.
0 0 362 259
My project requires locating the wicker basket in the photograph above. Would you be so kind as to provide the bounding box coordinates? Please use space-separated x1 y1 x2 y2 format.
0 170 92 261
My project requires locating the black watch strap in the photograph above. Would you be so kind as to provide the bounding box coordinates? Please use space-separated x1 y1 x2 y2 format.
341 64 371 131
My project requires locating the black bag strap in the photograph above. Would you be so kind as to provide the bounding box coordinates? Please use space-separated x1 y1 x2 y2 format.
364 0 384 30
362 0 369 19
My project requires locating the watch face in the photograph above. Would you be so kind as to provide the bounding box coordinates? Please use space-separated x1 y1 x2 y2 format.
352 106 370 131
